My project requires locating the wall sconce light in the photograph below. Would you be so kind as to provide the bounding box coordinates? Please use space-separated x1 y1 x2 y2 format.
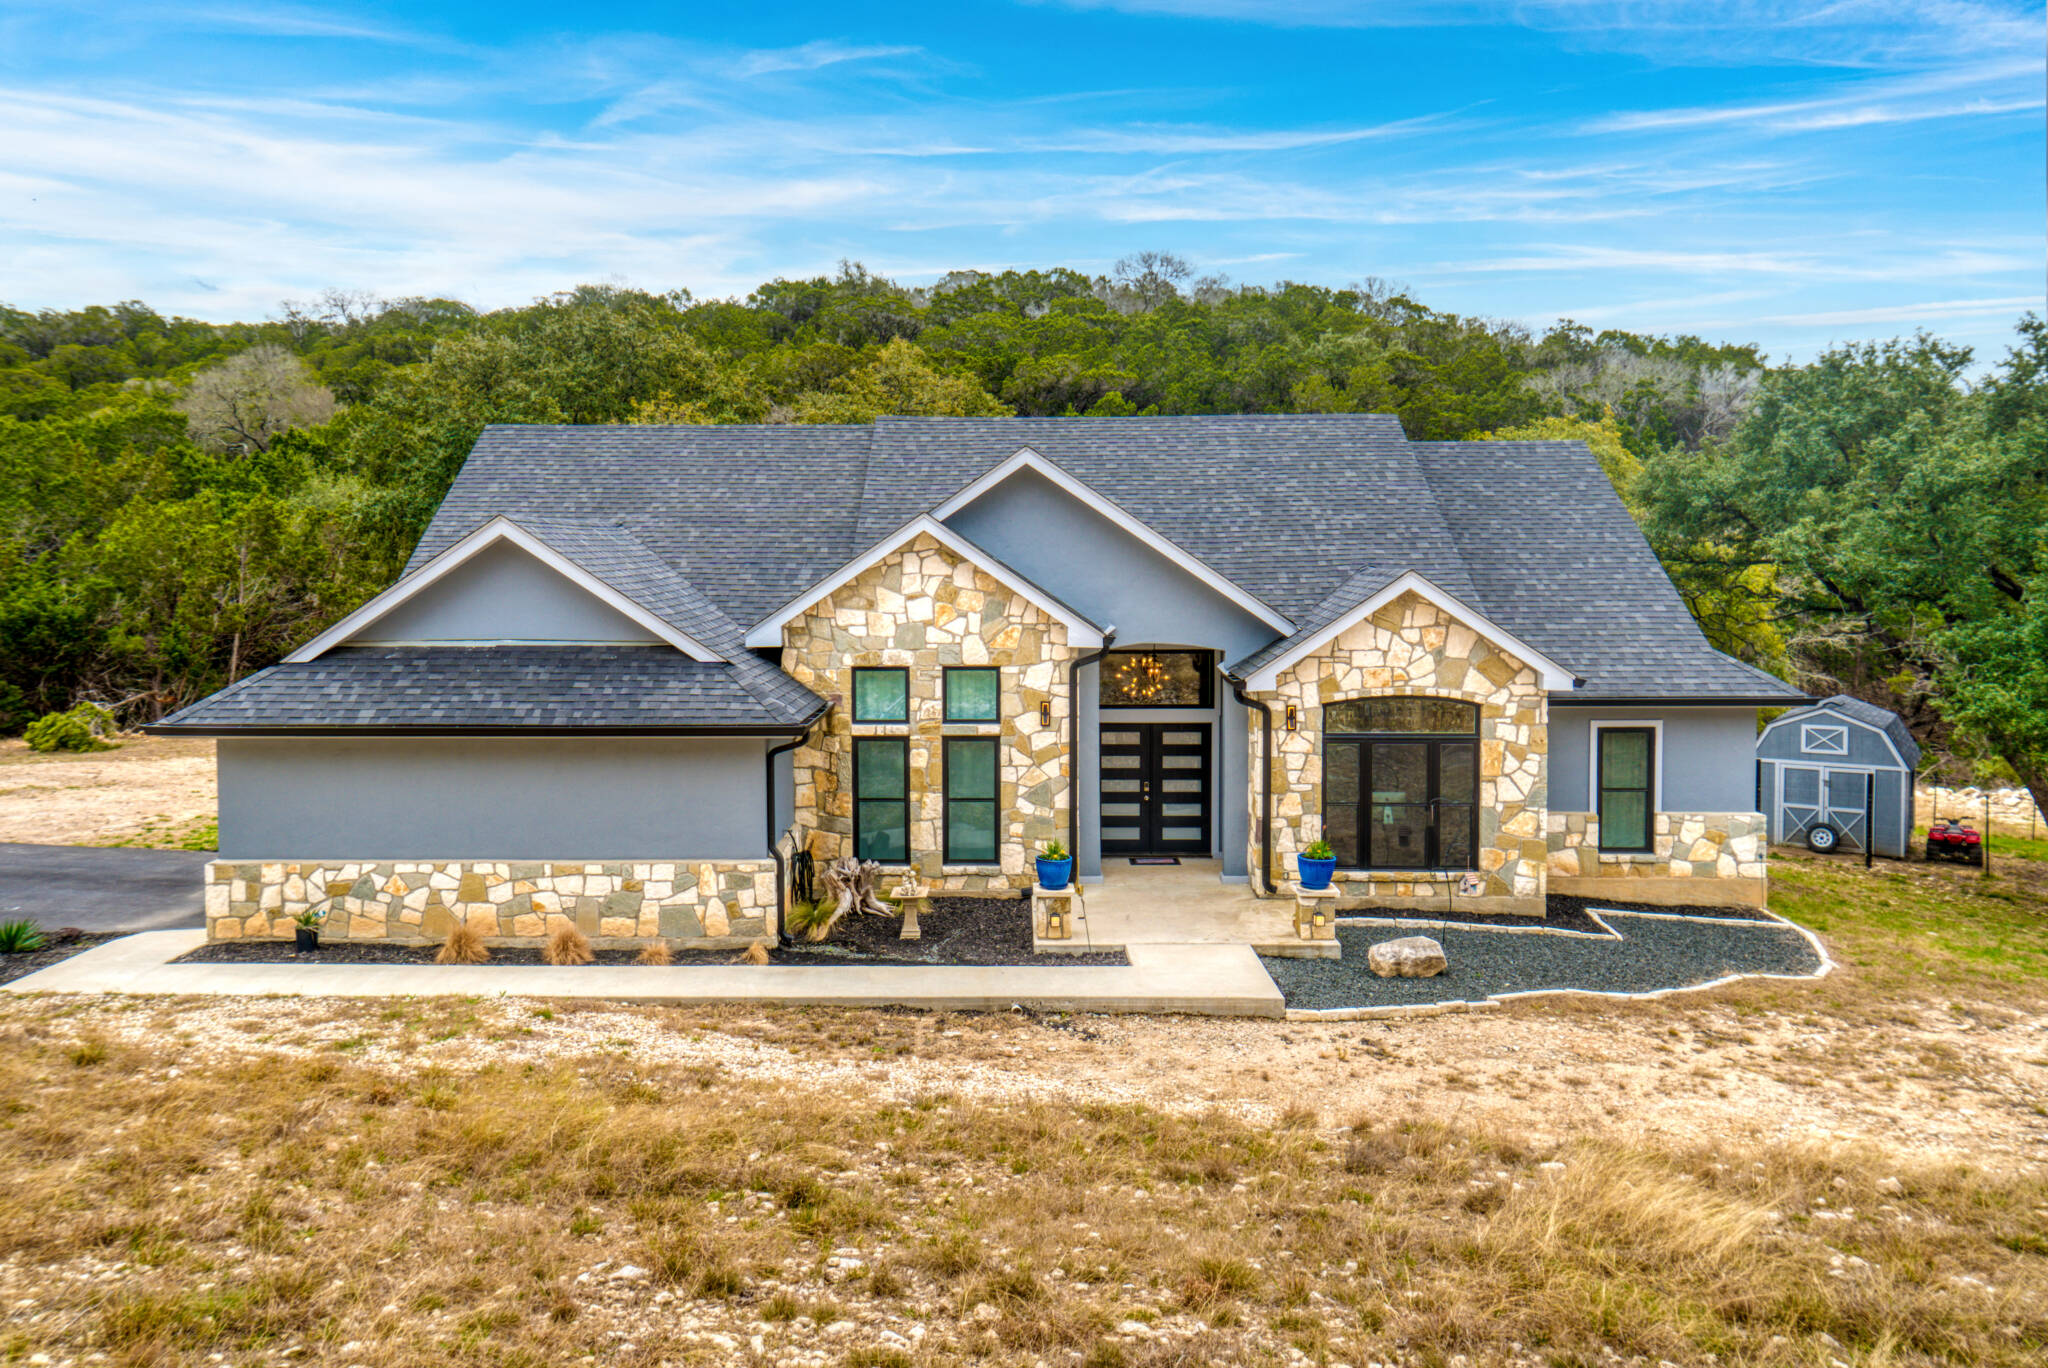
1039 700 1053 727
1284 704 1299 731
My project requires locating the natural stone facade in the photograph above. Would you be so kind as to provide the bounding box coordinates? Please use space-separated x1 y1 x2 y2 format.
1546 810 1767 908
205 859 774 945
1247 591 1549 915
782 532 1078 891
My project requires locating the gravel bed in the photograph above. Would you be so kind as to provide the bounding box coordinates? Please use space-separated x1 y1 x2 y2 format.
1264 909 1822 1011
0 931 118 986
1338 893 1775 937
177 898 1127 969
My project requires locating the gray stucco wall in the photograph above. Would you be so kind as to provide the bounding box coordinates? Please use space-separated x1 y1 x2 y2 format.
354 541 663 644
941 467 1280 660
1550 705 1760 814
217 736 768 859
944 467 1271 882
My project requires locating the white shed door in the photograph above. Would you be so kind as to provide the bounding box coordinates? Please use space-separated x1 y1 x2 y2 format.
1778 764 1870 851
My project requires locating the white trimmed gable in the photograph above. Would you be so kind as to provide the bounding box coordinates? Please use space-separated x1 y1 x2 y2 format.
289 517 722 662
1240 571 1577 693
743 515 1107 650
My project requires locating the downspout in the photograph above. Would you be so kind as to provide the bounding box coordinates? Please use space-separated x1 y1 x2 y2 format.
766 728 809 944
1067 628 1117 876
1226 674 1276 897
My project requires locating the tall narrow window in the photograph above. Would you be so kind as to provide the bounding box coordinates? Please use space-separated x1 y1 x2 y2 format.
851 668 909 723
1597 727 1655 852
943 737 1000 863
853 738 910 863
944 667 1001 723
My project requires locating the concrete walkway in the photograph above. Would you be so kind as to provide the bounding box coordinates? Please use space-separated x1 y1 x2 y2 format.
1 931 1286 1017
0 842 209 931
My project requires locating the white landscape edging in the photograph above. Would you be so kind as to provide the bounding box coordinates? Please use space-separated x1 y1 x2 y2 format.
1287 905 1836 1021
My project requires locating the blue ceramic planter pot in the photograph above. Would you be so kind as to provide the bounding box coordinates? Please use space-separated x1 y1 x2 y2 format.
1036 856 1074 890
1296 855 1337 891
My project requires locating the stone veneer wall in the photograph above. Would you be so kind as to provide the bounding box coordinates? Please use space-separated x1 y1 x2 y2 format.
205 859 775 945
1248 591 1549 915
1545 811 1767 908
782 531 1077 891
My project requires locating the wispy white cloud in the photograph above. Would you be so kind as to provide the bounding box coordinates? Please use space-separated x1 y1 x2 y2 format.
1591 57 2044 133
730 40 925 78
1752 295 2046 326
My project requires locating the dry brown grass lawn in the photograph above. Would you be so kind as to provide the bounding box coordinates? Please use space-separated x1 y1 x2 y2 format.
0 735 216 847
0 990 2043 1368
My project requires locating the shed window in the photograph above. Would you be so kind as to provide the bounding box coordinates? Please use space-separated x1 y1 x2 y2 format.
1801 724 1849 756
1597 727 1655 853
853 738 909 863
852 668 909 723
943 737 1000 863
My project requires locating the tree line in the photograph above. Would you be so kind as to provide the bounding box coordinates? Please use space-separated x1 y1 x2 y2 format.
2 260 2040 806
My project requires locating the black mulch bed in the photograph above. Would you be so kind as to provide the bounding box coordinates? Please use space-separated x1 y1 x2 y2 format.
175 897 1127 969
0 930 119 987
1266 899 1821 1011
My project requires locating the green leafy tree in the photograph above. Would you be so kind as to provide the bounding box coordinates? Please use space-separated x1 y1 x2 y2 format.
790 339 1011 424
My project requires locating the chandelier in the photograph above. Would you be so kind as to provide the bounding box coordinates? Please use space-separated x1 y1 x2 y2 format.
1112 650 1169 702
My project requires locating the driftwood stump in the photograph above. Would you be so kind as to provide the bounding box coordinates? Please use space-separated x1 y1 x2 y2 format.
811 856 893 942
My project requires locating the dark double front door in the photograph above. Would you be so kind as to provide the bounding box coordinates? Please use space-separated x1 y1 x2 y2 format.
1099 723 1211 855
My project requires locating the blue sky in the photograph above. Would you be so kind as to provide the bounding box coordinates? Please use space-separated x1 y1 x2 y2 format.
1 0 2041 362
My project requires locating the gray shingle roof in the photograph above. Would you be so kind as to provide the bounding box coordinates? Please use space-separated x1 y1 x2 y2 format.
1225 566 1403 681
1793 695 1923 765
153 647 818 733
1412 441 1803 703
384 416 1803 706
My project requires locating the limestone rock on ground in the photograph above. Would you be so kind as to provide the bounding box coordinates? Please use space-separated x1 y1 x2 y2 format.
1367 935 1447 978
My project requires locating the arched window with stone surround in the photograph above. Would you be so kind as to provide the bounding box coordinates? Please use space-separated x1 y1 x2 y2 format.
1322 697 1480 870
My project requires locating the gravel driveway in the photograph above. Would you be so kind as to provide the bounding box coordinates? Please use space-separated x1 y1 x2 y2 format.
1263 910 1824 1011
0 843 209 932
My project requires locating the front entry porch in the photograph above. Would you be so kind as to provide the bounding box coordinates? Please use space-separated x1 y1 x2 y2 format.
1058 858 1314 955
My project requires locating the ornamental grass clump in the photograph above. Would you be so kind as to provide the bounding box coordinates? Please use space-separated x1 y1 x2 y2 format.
543 923 594 966
635 940 673 966
0 919 49 954
739 940 772 965
435 919 489 965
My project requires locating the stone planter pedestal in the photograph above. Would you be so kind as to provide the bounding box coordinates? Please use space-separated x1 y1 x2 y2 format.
1288 881 1340 941
1031 883 1085 941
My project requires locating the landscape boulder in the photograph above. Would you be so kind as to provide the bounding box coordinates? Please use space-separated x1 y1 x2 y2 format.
1366 935 1447 978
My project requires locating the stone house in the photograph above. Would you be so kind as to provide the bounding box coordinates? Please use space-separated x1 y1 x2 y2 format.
152 416 1804 945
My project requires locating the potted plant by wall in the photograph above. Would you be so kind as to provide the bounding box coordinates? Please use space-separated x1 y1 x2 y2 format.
293 904 328 953
1297 839 1337 891
1036 839 1074 891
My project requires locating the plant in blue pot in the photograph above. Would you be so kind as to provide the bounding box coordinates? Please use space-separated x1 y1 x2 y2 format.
1296 838 1337 891
1036 839 1074 891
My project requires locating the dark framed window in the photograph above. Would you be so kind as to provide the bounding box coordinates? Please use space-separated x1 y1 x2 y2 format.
851 668 909 723
943 737 999 864
1324 698 1479 871
944 667 1001 723
853 737 910 863
1100 650 1213 708
1597 727 1655 852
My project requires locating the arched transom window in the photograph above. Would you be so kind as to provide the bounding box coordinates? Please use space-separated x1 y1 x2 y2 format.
1323 697 1480 871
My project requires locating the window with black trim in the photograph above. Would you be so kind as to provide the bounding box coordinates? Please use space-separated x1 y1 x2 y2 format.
1100 650 1213 708
1597 727 1655 852
1323 698 1479 871
851 668 909 723
943 737 999 863
853 737 910 863
944 667 1001 723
